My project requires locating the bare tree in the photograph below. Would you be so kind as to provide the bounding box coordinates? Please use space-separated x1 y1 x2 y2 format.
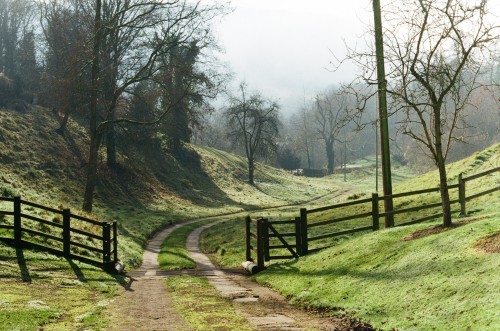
297 104 315 169
313 88 350 174
82 0 228 211
225 82 281 185
367 0 500 226
40 0 93 133
0 0 33 77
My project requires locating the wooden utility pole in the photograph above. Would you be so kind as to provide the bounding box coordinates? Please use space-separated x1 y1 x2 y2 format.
372 0 394 227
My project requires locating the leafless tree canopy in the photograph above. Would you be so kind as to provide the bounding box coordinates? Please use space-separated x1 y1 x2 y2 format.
341 0 500 226
225 82 281 185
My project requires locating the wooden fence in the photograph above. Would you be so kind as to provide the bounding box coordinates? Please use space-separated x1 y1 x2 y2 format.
0 196 118 272
245 167 499 270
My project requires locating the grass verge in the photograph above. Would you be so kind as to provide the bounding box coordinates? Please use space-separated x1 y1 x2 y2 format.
158 220 212 270
254 214 500 330
166 276 251 331
0 242 123 331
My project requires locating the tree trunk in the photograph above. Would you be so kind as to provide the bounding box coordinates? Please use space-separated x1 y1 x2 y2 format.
437 161 452 227
83 133 99 212
106 122 117 169
83 0 102 213
248 157 254 185
305 138 312 169
326 140 334 174
55 111 70 135
434 116 452 227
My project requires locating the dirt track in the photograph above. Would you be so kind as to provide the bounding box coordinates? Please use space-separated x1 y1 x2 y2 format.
106 188 371 330
105 217 370 330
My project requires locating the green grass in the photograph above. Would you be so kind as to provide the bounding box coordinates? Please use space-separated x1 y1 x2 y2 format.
166 276 252 331
199 144 499 330
0 243 122 331
158 220 212 270
254 215 500 330
200 217 250 268
0 309 58 331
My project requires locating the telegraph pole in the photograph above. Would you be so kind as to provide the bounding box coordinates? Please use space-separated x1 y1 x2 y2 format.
372 0 394 227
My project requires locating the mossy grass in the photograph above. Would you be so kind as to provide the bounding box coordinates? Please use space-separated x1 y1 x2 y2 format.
0 242 123 331
158 220 212 270
254 214 500 330
166 276 252 331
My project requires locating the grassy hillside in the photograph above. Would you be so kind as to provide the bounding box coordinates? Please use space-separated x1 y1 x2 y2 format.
201 143 500 330
0 105 358 330
0 106 348 266
1 105 497 330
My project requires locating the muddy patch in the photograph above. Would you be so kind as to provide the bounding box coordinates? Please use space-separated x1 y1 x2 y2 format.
403 216 487 241
474 232 500 253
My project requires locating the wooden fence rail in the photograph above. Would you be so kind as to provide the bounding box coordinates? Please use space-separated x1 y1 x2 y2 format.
244 167 499 271
0 196 118 272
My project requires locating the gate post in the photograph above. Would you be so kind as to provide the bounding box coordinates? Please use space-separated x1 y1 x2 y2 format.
256 218 265 270
245 216 251 261
458 173 466 216
112 221 118 263
295 217 302 256
372 193 380 230
300 208 308 255
262 218 270 262
102 222 111 270
62 209 71 256
13 196 21 245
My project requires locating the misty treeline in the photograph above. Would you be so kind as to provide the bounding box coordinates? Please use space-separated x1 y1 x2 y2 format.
201 78 500 176
201 0 500 180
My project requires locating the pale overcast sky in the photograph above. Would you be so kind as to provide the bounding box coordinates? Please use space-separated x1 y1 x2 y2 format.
211 0 373 114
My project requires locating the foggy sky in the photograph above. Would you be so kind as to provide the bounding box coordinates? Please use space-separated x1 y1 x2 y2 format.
212 0 372 114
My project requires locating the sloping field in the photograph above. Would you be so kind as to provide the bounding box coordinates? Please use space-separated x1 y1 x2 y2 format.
202 143 500 330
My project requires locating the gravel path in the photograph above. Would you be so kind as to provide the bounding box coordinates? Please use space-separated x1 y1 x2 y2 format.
106 222 196 331
106 219 353 330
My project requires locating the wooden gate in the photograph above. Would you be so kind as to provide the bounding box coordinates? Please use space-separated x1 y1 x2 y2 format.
245 216 306 271
265 219 300 261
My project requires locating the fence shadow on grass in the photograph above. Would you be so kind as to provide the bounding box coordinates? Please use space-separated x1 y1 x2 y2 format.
67 258 87 283
16 247 31 282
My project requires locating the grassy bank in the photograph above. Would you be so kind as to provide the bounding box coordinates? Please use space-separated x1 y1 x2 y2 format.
255 213 499 330
0 244 122 331
200 144 500 330
0 106 356 330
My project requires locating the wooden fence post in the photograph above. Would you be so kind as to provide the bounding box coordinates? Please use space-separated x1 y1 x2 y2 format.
112 221 118 263
62 209 71 256
300 208 308 255
245 216 251 261
102 222 111 268
263 218 270 262
256 218 265 270
13 196 21 245
372 193 380 230
295 216 302 256
458 173 466 216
